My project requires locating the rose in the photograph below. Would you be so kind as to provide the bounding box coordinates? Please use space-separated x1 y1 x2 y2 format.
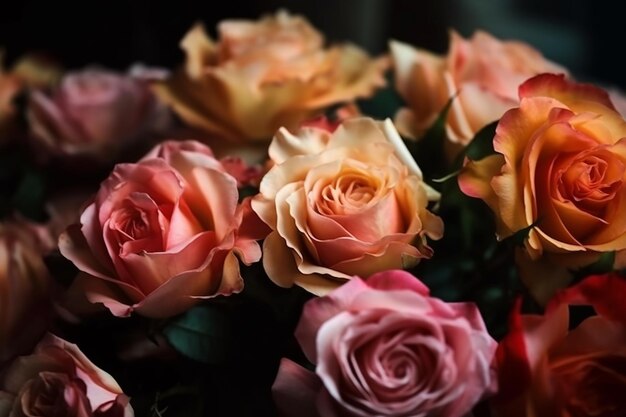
251 117 443 295
459 74 626 302
493 273 626 417
609 88 626 118
391 31 565 157
0 222 52 364
0 334 133 417
36 190 93 253
28 67 171 161
154 10 388 143
0 70 23 146
0 52 61 145
272 270 497 417
59 140 266 318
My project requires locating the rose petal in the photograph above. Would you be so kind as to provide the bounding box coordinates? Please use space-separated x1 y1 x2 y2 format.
272 359 322 417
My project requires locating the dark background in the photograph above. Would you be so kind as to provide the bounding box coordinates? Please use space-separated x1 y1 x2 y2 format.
2 2 624 416
1 0 625 90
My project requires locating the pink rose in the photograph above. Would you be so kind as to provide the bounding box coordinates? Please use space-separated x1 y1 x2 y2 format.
28 67 170 161
0 222 51 364
0 334 133 417
494 273 626 417
391 31 565 156
252 117 443 295
273 270 497 417
59 140 266 318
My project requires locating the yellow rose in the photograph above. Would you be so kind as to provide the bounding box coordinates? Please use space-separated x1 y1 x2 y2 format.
459 74 626 302
252 117 443 295
154 10 388 143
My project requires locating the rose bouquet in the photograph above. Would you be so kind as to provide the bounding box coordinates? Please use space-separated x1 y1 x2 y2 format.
1 9 626 417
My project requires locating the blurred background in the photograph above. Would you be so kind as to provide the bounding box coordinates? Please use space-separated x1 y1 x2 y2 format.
1 0 624 90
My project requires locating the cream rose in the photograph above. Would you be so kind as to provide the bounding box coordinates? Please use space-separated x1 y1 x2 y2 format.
154 10 388 143
252 117 443 295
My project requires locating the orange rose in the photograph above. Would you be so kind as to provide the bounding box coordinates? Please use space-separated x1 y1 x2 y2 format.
154 10 388 143
251 118 443 295
459 74 626 302
59 140 266 318
0 222 51 364
391 31 564 157
494 274 626 417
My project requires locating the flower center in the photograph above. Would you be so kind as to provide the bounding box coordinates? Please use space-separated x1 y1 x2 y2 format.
317 173 380 216
22 372 90 417
108 193 167 254
555 147 625 217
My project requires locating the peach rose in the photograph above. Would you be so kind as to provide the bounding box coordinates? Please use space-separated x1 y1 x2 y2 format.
28 67 171 162
251 117 443 295
494 273 626 417
273 270 497 417
154 10 388 143
459 74 626 302
0 222 51 364
59 140 265 318
0 334 133 417
391 31 565 154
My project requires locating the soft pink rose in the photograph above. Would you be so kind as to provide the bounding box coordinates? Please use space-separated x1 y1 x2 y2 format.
252 117 443 295
0 222 52 364
299 104 361 133
391 31 565 156
59 140 266 318
28 67 171 161
218 156 263 188
273 270 497 417
0 334 133 417
494 273 626 417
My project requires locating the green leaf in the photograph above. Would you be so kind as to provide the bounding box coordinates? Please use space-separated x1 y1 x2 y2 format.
238 185 258 202
572 251 616 281
357 72 404 119
432 169 460 184
422 95 455 143
12 169 47 221
406 95 456 179
465 121 499 161
163 304 231 364
503 219 541 247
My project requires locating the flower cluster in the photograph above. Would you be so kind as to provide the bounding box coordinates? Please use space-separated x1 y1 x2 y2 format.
1 9 626 417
